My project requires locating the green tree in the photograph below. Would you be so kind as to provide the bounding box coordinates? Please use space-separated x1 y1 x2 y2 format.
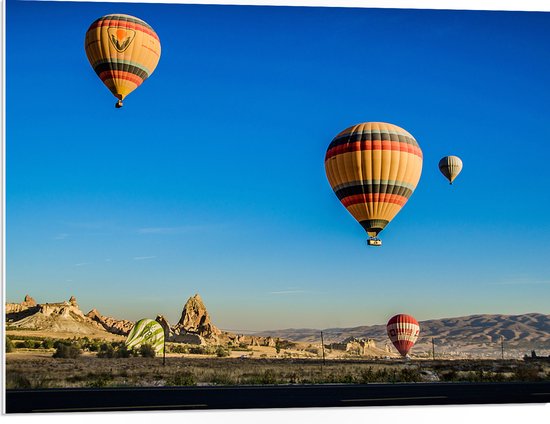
116 345 133 358
24 339 37 349
6 337 14 353
169 371 196 386
139 344 156 358
42 339 54 349
53 343 81 359
216 346 229 357
97 343 115 358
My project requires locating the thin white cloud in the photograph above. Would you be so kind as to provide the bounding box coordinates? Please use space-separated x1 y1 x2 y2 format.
53 233 69 240
269 290 306 295
133 256 157 261
490 279 550 286
74 262 90 267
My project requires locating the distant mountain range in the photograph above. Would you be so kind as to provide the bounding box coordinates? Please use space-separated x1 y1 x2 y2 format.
254 313 550 358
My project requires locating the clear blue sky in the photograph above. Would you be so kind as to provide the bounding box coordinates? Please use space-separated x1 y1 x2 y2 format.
6 0 550 330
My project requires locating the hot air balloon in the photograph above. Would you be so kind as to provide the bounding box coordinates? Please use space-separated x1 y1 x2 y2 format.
386 314 420 358
438 155 463 185
85 14 161 108
325 122 423 246
125 319 165 355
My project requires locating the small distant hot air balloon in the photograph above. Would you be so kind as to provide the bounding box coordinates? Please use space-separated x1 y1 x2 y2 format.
438 156 463 185
85 14 161 108
386 314 420 358
125 319 165 355
325 122 423 246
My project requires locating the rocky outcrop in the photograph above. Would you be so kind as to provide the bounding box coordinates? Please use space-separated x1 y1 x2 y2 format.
86 309 134 336
343 337 376 355
41 300 84 318
7 297 108 335
153 314 207 345
172 333 205 345
225 334 278 347
6 295 39 319
155 315 171 337
6 292 294 349
173 294 221 340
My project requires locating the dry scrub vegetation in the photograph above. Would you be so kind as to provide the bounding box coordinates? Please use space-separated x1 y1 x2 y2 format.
6 354 550 389
6 335 550 389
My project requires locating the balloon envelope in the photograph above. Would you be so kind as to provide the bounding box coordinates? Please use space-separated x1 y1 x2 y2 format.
438 155 463 184
85 14 161 105
386 314 420 357
325 122 423 239
125 318 165 355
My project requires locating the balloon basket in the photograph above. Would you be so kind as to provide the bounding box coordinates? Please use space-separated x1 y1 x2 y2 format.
367 238 382 247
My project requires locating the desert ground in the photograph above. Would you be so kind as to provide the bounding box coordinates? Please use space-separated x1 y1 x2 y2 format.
6 345 550 390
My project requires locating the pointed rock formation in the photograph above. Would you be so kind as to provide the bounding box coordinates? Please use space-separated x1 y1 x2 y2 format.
173 294 221 340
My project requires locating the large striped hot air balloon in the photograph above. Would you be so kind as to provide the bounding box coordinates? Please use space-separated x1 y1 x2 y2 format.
125 319 165 355
85 14 161 108
325 122 423 246
386 314 420 357
438 155 463 185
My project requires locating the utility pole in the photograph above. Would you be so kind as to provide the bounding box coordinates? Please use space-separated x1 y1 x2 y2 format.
320 331 326 365
501 336 504 360
432 337 436 360
162 322 168 366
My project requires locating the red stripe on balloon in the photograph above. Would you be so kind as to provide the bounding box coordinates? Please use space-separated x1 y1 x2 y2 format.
341 194 408 207
393 340 415 356
325 141 423 161
88 19 160 42
99 71 144 86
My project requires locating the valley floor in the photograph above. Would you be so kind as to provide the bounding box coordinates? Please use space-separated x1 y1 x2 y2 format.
6 350 550 389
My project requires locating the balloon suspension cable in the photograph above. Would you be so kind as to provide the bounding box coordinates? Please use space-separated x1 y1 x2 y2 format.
115 100 123 108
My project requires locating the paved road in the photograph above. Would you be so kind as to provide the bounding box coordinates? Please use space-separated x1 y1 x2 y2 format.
6 382 550 413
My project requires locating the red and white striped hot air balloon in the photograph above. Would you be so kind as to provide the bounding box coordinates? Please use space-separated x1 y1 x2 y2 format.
386 314 420 357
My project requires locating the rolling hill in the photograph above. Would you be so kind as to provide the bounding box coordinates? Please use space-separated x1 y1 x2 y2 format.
254 313 550 358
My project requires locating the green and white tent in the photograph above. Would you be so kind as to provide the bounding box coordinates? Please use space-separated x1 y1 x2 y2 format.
125 319 165 355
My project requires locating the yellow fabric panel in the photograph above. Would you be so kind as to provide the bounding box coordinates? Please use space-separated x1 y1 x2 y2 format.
346 202 403 224
87 20 161 70
325 151 421 187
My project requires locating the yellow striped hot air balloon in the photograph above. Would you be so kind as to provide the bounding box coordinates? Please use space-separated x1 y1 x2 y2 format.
325 122 423 246
85 14 161 108
438 155 463 185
